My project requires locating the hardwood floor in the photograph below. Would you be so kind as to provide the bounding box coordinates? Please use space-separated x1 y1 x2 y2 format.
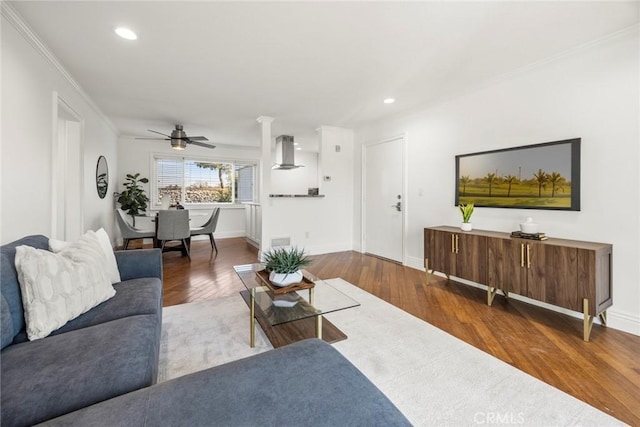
162 238 640 426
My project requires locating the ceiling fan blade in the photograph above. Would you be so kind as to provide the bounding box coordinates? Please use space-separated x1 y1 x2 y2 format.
186 136 209 141
135 137 169 140
147 129 171 138
188 140 216 149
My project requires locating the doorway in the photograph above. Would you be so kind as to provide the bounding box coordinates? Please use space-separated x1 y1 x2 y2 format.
53 95 83 241
362 135 405 263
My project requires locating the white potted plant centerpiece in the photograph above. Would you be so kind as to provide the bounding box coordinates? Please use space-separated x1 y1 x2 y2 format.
459 203 474 232
263 247 312 287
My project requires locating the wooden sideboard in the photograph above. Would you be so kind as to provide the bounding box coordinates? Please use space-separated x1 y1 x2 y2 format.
424 226 612 341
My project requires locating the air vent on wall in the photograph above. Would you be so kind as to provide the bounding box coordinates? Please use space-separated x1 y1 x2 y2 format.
271 237 291 248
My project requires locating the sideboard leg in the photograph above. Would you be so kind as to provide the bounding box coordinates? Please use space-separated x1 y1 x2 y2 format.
487 286 498 306
424 258 430 285
583 298 594 342
503 290 509 299
599 311 608 327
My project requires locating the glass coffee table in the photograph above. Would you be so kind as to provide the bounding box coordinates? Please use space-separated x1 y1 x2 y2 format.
234 264 360 348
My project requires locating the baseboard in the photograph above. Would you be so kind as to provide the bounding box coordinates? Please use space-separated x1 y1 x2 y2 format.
606 309 640 337
191 230 245 240
405 256 424 270
305 242 354 256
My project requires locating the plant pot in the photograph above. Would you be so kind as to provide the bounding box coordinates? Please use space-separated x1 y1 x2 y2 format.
269 270 303 287
460 222 473 232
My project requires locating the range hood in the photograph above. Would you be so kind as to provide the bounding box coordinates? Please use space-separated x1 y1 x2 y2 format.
272 135 304 170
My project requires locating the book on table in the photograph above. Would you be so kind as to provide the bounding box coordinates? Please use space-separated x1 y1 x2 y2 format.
510 231 548 241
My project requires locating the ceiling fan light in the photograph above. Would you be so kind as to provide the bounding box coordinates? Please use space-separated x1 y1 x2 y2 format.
171 139 186 150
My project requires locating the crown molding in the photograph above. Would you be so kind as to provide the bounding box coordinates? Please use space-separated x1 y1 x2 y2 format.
484 23 640 90
1 2 119 136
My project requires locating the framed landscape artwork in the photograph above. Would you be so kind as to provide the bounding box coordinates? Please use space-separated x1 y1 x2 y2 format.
455 138 581 211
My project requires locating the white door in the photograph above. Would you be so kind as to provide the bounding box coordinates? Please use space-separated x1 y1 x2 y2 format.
363 136 404 263
53 97 83 241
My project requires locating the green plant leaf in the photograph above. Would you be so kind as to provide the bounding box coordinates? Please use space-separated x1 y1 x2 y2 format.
263 247 312 274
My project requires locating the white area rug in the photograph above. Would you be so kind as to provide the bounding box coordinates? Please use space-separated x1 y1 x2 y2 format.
159 279 623 426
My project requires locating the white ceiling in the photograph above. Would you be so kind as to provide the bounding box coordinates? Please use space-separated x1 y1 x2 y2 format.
8 1 639 151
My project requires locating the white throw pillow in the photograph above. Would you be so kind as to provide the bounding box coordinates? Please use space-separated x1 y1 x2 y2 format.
49 229 121 284
16 233 116 340
94 228 121 284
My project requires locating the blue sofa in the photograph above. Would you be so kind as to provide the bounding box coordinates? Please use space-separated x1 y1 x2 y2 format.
1 235 163 427
2 235 410 427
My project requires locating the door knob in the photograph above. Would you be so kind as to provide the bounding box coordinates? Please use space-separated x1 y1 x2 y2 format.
391 201 402 212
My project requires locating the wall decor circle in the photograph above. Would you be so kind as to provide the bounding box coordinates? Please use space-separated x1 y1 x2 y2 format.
96 156 109 199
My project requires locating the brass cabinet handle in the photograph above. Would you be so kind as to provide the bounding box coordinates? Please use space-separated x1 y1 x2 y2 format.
455 235 459 254
527 244 531 269
520 244 525 267
451 234 455 253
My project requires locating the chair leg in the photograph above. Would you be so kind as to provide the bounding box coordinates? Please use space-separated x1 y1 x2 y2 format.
123 239 130 250
210 234 218 252
160 241 166 252
182 239 191 260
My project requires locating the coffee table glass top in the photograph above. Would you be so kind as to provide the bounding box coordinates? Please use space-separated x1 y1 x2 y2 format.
234 264 360 326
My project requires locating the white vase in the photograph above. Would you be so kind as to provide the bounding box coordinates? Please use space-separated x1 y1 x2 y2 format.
460 222 473 232
269 270 303 287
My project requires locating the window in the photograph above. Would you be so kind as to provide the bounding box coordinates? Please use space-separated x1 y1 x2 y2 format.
153 156 257 206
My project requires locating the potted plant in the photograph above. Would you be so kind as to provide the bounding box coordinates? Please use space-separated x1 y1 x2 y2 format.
458 203 474 231
262 247 312 286
116 173 149 226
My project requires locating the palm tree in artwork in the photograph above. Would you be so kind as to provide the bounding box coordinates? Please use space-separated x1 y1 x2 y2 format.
533 169 548 197
503 174 517 197
459 175 471 196
483 172 498 197
547 172 566 197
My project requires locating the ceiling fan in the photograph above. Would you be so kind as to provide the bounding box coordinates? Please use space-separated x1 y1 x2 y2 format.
136 125 215 150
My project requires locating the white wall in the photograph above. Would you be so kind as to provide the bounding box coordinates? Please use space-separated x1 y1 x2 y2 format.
115 137 261 243
270 151 319 195
1 7 119 244
263 126 354 254
354 28 639 335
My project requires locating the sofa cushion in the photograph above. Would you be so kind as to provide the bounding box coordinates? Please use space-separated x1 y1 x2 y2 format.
0 235 49 349
15 233 116 340
1 314 161 427
38 339 411 427
45 278 162 338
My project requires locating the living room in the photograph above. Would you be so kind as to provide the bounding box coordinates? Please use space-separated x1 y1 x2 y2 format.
1 1 639 425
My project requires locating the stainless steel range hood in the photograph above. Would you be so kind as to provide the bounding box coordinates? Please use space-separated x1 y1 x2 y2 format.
272 135 304 170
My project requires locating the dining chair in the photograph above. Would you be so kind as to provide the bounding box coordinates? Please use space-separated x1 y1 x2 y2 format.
157 210 191 260
190 207 220 252
115 209 155 250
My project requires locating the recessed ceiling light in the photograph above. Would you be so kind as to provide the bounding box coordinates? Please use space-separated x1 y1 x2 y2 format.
383 98 395 104
115 27 138 41
296 147 302 150
293 142 299 146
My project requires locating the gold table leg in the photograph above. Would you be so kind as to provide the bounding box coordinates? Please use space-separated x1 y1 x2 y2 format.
309 287 314 306
250 288 256 347
316 315 323 339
